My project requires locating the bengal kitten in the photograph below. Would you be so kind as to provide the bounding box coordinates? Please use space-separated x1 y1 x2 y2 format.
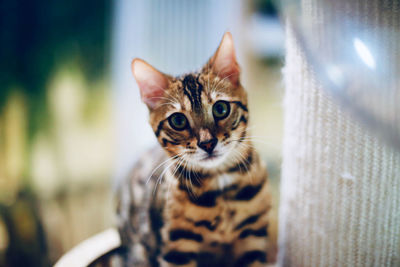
116 32 276 267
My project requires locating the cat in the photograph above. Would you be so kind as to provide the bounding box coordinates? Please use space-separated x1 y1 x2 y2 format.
116 32 276 267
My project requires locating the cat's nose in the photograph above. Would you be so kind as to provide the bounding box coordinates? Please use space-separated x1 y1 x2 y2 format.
198 138 218 154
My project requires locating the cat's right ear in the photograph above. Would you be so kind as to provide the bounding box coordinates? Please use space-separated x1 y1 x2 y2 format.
131 58 169 109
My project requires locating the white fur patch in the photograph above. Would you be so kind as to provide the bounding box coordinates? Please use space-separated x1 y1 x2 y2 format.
217 173 234 190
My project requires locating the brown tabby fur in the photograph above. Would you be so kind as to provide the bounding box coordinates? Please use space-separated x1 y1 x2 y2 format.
116 33 276 267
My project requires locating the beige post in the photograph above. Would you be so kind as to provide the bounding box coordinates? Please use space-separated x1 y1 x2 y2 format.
279 0 400 266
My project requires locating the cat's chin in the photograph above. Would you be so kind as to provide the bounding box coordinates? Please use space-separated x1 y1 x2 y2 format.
189 153 230 170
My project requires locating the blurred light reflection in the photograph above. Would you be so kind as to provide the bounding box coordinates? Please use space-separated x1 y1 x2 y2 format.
353 38 376 69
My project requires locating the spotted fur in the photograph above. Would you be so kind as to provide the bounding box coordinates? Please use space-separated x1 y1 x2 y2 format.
116 33 276 267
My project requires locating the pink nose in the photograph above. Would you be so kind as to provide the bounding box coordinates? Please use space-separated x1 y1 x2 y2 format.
198 138 218 154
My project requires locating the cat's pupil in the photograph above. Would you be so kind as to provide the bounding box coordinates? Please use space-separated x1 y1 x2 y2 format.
216 104 225 114
174 116 183 126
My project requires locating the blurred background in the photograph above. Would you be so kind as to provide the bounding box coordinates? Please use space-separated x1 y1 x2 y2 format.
0 0 284 266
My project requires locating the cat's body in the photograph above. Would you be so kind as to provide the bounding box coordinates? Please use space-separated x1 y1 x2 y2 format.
116 33 276 267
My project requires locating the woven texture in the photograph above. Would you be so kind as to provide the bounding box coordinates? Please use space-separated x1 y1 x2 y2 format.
279 1 400 266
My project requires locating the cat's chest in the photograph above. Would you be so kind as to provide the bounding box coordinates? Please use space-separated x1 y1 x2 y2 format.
162 169 269 244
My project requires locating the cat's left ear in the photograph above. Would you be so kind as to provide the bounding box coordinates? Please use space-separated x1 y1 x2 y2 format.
131 58 170 109
208 32 240 86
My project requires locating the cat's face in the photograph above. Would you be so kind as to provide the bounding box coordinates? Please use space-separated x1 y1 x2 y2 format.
132 33 249 171
149 71 248 171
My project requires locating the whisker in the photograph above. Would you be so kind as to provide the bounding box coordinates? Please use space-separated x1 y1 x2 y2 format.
153 158 178 195
231 145 253 183
211 81 229 95
234 147 251 172
233 138 281 151
183 159 196 199
147 84 181 104
184 157 202 188
166 157 185 202
241 135 278 139
192 170 203 188
231 136 278 143
146 96 178 108
243 125 258 132
146 153 182 185
230 150 244 173
157 102 178 108
211 72 237 93
212 82 229 95
149 153 185 197
188 164 195 191
162 87 182 104
206 65 211 91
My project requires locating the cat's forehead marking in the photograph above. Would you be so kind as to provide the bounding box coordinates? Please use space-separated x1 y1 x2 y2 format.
181 74 203 112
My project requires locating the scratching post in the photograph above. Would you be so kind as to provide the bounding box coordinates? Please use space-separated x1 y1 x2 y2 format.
279 0 400 266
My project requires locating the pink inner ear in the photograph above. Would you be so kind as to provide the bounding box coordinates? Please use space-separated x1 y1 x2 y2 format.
212 33 240 86
136 79 167 108
132 59 168 109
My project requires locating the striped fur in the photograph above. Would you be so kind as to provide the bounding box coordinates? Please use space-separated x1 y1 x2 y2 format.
116 33 276 267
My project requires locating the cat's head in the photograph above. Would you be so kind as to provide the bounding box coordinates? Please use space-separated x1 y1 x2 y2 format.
132 32 249 172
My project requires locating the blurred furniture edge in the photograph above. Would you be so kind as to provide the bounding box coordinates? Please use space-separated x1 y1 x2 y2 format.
54 228 121 267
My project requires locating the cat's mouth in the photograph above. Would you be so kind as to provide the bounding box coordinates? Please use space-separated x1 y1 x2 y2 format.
202 154 219 161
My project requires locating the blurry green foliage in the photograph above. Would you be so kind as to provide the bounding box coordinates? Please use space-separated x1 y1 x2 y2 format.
0 1 111 266
0 0 111 139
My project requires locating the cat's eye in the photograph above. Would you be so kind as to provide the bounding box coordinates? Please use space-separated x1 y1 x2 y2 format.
212 101 230 120
168 113 188 131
